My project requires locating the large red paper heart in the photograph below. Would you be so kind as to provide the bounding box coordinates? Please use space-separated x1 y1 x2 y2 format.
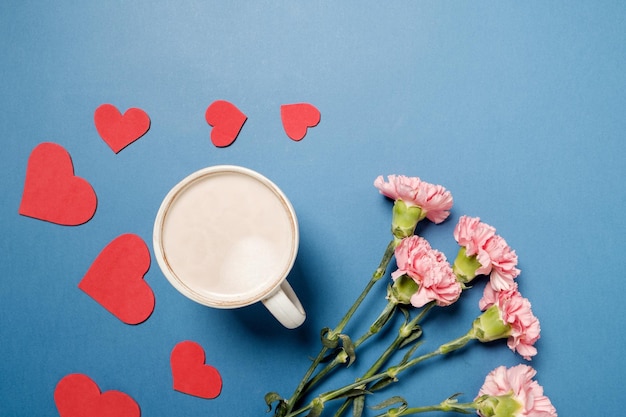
94 103 151 153
54 373 140 417
19 142 97 226
205 100 247 147
171 341 223 399
280 103 321 141
79 233 154 325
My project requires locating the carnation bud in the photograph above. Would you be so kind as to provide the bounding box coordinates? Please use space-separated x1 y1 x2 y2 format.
452 246 482 283
472 305 512 342
475 394 522 417
391 200 424 239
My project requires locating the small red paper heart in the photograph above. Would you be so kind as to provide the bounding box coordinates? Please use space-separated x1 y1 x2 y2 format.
280 103 321 141
54 373 140 417
19 142 97 226
79 233 154 325
94 103 151 153
171 341 223 399
205 100 247 147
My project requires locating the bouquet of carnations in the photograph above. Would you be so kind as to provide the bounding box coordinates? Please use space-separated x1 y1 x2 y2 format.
266 175 557 417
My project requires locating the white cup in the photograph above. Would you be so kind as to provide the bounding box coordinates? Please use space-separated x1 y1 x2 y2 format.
153 165 305 328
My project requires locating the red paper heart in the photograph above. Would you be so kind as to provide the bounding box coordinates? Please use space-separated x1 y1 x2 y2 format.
280 103 321 141
54 373 140 417
94 104 151 153
205 100 247 147
171 341 223 399
79 233 154 325
19 142 97 226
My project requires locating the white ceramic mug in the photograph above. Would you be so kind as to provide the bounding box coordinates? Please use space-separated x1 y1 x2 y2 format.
153 165 305 328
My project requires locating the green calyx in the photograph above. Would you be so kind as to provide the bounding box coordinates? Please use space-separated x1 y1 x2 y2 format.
391 200 424 239
389 275 419 306
472 305 512 343
452 246 482 283
475 393 522 417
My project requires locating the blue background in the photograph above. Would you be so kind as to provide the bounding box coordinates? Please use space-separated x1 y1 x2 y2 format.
1 2 624 416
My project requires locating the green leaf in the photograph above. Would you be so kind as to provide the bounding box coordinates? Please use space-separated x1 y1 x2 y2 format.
370 301 397 333
369 376 396 392
352 395 366 417
398 325 422 349
447 392 464 401
334 388 371 400
320 327 339 348
442 393 474 414
399 340 423 365
338 334 356 366
399 305 410 319
370 396 408 411
264 392 286 414
264 392 282 408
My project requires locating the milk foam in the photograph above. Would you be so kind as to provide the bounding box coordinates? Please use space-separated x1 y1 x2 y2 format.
160 171 296 302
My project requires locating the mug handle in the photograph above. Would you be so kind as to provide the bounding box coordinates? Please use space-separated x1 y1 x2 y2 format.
262 281 306 329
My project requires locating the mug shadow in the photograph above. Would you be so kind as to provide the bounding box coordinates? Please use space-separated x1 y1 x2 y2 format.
210 256 318 347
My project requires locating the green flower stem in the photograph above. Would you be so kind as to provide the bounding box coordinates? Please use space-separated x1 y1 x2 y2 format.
334 239 399 333
333 302 436 417
366 330 405 378
332 396 353 417
400 330 475 371
305 299 398 392
331 321 408 417
361 299 399 342
368 302 435 378
331 333 407 417
396 401 477 416
283 239 398 414
304 351 349 392
285 329 477 417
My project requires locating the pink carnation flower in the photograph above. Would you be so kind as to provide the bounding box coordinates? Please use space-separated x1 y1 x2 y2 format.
480 284 541 360
374 175 453 224
477 365 557 417
454 216 520 291
392 236 462 307
454 215 496 275
478 281 519 311
484 234 520 291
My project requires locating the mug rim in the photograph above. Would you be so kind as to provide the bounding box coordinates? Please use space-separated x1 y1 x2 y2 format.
152 165 299 308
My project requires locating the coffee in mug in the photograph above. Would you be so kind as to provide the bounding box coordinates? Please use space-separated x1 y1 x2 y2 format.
153 165 305 328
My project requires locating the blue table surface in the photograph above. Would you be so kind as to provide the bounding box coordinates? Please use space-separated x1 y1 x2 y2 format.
2 2 625 416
